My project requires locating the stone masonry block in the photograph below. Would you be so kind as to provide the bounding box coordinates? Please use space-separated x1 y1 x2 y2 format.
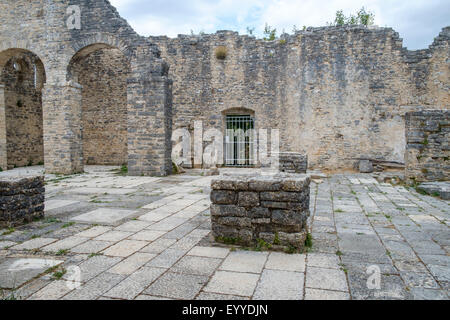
210 204 247 217
260 191 307 202
216 217 252 228
238 192 260 207
272 210 306 226
210 190 237 205
249 207 271 219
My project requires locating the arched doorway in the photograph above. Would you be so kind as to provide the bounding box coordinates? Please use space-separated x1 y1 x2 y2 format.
0 49 45 170
68 44 130 166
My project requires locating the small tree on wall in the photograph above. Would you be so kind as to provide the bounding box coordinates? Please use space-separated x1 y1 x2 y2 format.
329 7 375 26
357 7 375 26
263 23 277 41
334 10 346 26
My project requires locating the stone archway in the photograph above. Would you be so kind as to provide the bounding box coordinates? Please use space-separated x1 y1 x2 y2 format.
68 44 130 166
0 49 46 171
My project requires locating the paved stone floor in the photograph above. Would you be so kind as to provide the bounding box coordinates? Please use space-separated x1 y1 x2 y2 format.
0 166 449 300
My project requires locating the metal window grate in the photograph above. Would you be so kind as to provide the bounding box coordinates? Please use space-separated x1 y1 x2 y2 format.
225 115 255 167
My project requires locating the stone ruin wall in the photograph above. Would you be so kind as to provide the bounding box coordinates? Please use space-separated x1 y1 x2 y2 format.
405 110 450 182
1 52 44 169
0 0 447 175
0 0 173 176
151 26 449 171
72 48 129 166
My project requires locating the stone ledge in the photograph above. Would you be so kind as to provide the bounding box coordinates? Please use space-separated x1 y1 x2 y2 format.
211 174 310 192
417 182 450 200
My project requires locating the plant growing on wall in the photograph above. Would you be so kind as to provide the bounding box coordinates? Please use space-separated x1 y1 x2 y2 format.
334 10 346 26
215 46 227 60
357 7 375 26
329 7 375 26
263 23 277 41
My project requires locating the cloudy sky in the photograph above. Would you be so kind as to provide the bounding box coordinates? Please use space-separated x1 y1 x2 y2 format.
109 0 449 50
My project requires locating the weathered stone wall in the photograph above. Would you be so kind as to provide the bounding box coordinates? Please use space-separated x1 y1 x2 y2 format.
73 48 129 165
405 110 450 182
0 0 173 176
151 26 449 171
0 175 45 227
2 52 44 169
210 174 310 250
0 0 447 174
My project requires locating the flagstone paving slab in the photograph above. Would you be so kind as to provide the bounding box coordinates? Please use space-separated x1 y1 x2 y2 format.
1 167 449 300
134 295 173 300
304 288 350 300
70 255 122 282
0 241 16 249
219 251 268 274
147 217 188 232
305 266 349 292
203 271 260 297
170 236 202 250
253 270 304 300
307 253 341 269
70 240 114 254
162 223 199 240
427 265 450 283
71 208 138 225
265 252 306 272
114 220 151 232
140 238 177 254
76 226 112 238
45 200 80 211
102 240 148 258
62 272 126 300
195 292 249 300
11 238 58 251
144 272 209 299
109 253 156 275
146 249 186 268
187 246 230 259
104 267 167 300
69 188 137 195
138 211 174 222
399 271 440 289
129 230 165 242
42 236 88 253
410 288 449 300
95 230 134 242
171 256 222 276
14 278 51 300
29 280 76 300
0 258 63 288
